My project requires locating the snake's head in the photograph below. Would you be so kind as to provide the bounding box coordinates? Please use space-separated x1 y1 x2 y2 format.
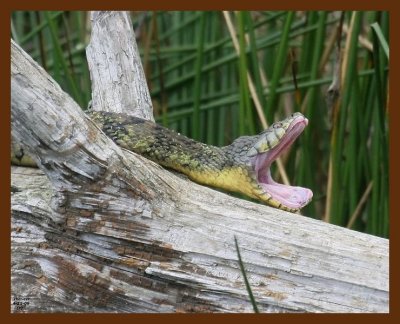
230 112 313 212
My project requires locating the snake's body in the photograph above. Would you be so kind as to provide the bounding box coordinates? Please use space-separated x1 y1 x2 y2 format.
88 111 312 212
12 111 312 212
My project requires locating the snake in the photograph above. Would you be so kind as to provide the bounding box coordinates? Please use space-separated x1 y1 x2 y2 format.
12 111 312 212
87 111 313 212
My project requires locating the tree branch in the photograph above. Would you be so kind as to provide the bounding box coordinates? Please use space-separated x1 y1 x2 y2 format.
86 11 154 120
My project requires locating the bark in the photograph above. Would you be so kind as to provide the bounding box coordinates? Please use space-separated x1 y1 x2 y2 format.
86 11 154 121
11 11 389 313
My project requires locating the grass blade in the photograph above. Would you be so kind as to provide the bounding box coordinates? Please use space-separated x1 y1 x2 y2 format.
234 236 259 313
370 22 389 60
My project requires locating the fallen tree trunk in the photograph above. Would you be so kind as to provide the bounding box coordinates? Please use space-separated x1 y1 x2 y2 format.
11 11 389 313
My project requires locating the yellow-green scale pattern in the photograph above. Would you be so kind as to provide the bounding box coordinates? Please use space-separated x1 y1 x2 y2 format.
88 111 259 200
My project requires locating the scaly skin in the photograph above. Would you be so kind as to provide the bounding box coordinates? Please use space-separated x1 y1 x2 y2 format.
11 142 37 167
88 111 313 212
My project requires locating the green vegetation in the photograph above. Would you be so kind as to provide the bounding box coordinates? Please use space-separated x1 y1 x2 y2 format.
234 236 259 313
11 11 389 238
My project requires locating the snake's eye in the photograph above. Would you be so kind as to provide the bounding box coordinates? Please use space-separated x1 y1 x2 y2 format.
273 122 282 129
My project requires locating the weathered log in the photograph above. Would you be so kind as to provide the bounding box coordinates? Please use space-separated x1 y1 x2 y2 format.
11 11 388 313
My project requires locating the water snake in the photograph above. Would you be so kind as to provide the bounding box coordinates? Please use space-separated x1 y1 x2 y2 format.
88 111 313 212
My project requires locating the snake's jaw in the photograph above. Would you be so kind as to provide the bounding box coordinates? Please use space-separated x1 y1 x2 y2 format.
248 113 313 211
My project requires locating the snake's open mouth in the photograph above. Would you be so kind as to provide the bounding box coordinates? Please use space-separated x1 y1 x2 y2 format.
253 115 313 210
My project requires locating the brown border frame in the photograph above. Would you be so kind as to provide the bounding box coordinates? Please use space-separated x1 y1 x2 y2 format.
3 2 397 322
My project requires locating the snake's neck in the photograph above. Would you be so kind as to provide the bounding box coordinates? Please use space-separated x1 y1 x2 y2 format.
89 111 254 196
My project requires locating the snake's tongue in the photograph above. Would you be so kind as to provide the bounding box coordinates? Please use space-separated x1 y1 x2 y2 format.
254 118 313 210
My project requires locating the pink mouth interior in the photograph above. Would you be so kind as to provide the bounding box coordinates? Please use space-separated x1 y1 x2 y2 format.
254 117 313 209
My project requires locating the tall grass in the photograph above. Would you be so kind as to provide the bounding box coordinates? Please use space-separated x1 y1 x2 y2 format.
11 11 389 238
